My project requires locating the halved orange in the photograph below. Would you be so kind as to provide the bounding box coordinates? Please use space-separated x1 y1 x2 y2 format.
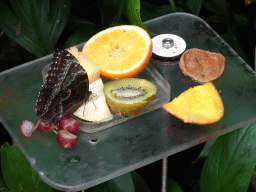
82 25 152 79
162 82 224 125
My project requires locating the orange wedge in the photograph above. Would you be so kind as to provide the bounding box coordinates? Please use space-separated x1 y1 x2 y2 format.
162 82 224 125
82 25 152 79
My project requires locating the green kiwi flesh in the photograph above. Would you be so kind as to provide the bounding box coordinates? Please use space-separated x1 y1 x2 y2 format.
103 78 157 116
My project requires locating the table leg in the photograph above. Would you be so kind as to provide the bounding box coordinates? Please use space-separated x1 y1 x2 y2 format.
162 157 168 192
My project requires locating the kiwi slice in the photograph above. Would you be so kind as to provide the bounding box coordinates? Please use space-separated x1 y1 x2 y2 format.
103 78 157 116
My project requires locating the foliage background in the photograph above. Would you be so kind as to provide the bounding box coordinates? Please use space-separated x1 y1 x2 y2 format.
1 0 256 71
1 0 256 191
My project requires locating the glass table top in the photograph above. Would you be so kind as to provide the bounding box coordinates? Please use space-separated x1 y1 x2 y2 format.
1 12 256 191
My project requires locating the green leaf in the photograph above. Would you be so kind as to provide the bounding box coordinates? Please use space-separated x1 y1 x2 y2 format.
86 171 149 191
126 0 155 36
64 19 102 48
234 14 248 28
168 0 177 12
186 0 203 15
109 172 134 191
200 122 256 192
0 173 8 192
202 0 228 16
140 2 176 22
130 171 149 192
0 152 8 192
167 178 183 192
98 0 127 27
1 143 53 192
0 0 71 57
87 172 134 192
126 0 143 27
221 28 249 64
193 137 218 163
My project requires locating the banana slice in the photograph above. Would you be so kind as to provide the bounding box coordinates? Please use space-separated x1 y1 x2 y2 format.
74 78 113 122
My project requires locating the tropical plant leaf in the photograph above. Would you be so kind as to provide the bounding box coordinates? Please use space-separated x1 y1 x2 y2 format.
202 0 228 16
140 1 176 22
200 122 256 192
169 0 178 12
63 19 102 48
87 172 134 192
126 0 155 36
221 28 249 64
200 0 249 64
109 172 134 191
167 178 183 192
0 169 8 192
1 143 53 192
126 0 143 27
98 0 127 27
130 171 149 192
193 137 218 163
186 0 203 15
0 0 71 57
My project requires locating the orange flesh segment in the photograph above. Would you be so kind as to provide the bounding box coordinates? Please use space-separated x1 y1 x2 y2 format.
87 30 147 72
83 25 152 79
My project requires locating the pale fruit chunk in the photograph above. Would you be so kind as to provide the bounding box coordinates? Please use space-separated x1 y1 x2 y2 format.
162 82 224 124
67 46 101 84
73 78 113 122
20 120 36 137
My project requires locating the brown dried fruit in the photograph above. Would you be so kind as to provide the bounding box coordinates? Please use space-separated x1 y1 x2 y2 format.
179 48 225 83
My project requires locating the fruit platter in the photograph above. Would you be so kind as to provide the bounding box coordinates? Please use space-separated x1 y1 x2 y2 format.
26 24 171 142
41 55 170 133
1 12 256 191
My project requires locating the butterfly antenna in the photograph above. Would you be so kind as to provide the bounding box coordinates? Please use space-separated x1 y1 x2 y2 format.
83 90 92 116
92 93 98 108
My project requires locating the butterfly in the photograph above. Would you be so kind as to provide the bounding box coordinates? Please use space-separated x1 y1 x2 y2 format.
35 50 90 125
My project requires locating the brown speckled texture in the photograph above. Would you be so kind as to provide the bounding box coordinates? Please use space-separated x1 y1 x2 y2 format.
179 48 225 83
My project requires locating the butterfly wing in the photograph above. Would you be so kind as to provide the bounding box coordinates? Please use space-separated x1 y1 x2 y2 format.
35 50 90 124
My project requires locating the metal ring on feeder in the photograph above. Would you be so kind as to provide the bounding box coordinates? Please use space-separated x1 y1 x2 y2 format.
152 34 186 62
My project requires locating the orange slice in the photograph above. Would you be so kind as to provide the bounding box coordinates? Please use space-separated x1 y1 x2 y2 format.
162 82 224 125
82 25 152 79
